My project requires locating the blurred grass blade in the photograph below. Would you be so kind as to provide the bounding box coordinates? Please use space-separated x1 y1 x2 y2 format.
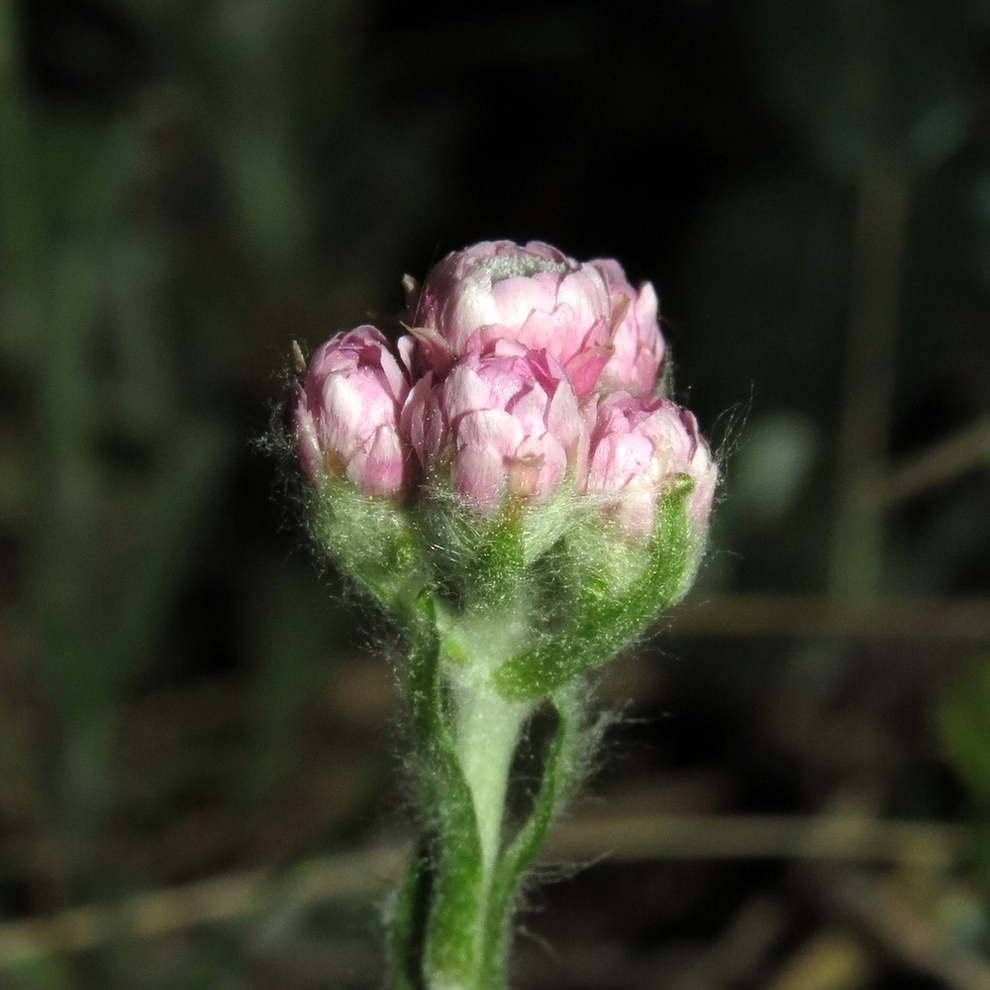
106 420 235 684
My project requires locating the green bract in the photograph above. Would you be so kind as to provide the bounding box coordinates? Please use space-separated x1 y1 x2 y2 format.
308 472 701 687
306 480 420 615
492 477 696 700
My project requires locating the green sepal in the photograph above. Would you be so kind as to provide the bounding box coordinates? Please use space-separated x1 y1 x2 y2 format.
402 594 487 988
308 481 421 617
491 479 694 701
412 493 528 613
472 512 527 610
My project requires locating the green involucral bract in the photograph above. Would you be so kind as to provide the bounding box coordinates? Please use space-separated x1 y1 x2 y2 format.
491 477 696 701
308 480 421 613
415 495 529 612
410 483 578 615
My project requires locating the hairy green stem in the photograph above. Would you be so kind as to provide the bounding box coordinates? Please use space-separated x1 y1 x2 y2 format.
386 486 700 987
452 675 532 881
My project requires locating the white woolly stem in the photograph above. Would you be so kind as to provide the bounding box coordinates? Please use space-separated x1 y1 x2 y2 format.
452 672 531 879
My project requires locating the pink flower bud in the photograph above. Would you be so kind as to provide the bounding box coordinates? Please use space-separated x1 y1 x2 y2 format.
592 259 665 396
585 392 717 540
406 240 615 397
402 340 585 512
294 326 410 497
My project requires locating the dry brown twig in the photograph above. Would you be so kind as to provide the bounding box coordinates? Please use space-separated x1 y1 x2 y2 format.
665 593 990 641
884 413 990 506
0 813 964 969
808 866 990 990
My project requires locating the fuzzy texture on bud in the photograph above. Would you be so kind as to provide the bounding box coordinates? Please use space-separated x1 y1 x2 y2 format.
402 340 585 512
585 392 716 540
294 326 410 497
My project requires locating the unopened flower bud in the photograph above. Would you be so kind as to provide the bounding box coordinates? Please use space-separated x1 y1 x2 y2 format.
592 259 665 396
585 392 716 542
402 340 585 512
406 240 615 397
294 326 410 497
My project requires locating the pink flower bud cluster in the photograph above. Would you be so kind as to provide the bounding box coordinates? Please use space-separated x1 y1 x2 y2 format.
294 240 716 540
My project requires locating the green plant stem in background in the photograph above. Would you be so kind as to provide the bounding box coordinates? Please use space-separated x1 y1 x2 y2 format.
830 158 913 598
0 0 46 325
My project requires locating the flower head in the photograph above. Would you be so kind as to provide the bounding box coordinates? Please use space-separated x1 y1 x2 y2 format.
404 240 617 397
402 340 585 512
585 392 716 541
404 241 667 400
294 326 409 497
289 242 717 705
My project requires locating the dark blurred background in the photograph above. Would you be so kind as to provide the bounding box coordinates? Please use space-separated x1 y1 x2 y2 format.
2 0 990 987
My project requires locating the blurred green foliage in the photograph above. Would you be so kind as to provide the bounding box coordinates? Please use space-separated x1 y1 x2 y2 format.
0 0 447 983
755 0 970 177
939 656 990 902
